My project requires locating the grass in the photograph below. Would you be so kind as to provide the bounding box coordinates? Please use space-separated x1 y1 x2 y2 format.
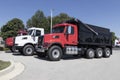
0 60 11 70
4 47 10 51
0 47 10 52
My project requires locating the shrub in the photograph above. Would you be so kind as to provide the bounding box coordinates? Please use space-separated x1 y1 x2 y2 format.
0 47 4 51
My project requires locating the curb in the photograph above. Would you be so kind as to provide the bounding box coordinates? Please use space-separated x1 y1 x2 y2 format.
0 60 14 76
0 60 25 80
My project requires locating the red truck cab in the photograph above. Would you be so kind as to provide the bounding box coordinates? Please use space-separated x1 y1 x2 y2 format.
43 23 78 48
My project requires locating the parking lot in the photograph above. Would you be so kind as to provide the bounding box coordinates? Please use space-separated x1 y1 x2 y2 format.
0 49 120 80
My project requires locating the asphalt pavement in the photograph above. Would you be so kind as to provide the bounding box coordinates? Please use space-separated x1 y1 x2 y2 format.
0 49 120 80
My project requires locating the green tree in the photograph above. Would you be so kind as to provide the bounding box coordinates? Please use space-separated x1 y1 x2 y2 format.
27 10 72 33
52 13 72 26
46 13 72 33
1 18 24 40
111 32 117 45
27 10 49 33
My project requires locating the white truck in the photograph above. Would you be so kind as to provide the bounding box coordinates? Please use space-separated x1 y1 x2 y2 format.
114 39 120 47
14 27 44 56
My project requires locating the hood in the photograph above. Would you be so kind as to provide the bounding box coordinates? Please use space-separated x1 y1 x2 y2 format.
43 33 63 43
15 35 31 38
15 35 33 41
44 33 62 38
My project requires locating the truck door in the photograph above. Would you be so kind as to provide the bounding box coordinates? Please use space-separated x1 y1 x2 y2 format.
66 26 77 45
34 30 41 43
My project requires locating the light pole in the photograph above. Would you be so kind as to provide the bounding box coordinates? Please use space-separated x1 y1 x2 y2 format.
50 9 54 33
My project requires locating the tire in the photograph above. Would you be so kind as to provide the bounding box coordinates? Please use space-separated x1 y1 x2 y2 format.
86 48 95 59
95 48 103 58
47 46 63 61
103 48 111 58
23 45 34 56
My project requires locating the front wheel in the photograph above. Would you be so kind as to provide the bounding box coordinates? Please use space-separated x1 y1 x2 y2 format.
23 45 34 56
47 46 63 61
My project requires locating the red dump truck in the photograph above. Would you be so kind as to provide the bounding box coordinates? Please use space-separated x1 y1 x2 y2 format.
5 30 27 52
36 19 112 61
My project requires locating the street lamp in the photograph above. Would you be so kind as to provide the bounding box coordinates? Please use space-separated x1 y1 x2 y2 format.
50 9 54 33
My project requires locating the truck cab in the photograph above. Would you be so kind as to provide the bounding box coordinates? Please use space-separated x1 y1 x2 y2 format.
42 23 78 47
36 23 78 60
15 27 44 56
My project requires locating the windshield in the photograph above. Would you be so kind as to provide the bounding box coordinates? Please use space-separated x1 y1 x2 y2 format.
52 26 65 33
28 30 33 35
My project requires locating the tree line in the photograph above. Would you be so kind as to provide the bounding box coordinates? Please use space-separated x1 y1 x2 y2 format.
0 10 117 45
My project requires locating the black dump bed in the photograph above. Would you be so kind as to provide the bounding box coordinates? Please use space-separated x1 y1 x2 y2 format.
64 19 112 47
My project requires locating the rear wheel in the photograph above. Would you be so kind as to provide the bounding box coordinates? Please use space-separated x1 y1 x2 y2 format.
103 48 111 58
95 48 103 58
48 46 63 61
23 45 34 56
86 48 95 59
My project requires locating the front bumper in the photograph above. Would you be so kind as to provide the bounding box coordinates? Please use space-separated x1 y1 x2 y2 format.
36 46 48 53
14 44 23 50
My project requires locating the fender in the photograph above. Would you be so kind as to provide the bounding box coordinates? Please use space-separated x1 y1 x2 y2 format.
23 43 35 48
48 42 63 49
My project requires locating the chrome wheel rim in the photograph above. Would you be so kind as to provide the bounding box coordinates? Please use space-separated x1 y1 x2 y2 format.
89 50 94 57
98 50 103 57
26 48 33 54
52 49 60 59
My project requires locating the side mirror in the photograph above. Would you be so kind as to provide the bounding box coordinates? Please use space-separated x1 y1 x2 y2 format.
31 32 35 37
65 26 72 35
68 26 72 34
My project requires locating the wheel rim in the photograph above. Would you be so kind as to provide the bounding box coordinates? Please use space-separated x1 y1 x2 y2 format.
89 50 94 57
26 48 33 54
98 50 103 57
52 49 60 59
106 49 110 56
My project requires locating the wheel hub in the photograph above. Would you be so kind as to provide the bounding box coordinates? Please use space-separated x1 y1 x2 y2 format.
106 50 110 56
89 51 94 57
26 48 33 54
98 50 103 56
52 49 60 58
